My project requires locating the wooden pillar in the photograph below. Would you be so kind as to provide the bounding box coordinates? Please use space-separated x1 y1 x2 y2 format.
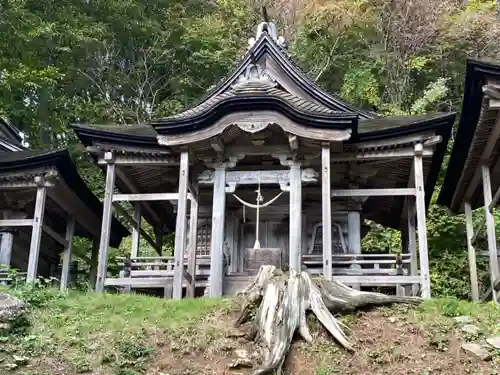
414 144 431 298
209 166 226 297
230 214 240 274
89 238 98 290
96 152 116 292
464 202 479 301
60 218 75 291
322 146 333 280
27 180 47 282
481 164 500 301
130 203 141 258
347 212 361 254
407 199 419 296
173 151 189 300
187 195 198 298
0 231 14 268
289 164 302 271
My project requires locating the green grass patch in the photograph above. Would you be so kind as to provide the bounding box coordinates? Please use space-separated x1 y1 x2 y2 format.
2 289 230 374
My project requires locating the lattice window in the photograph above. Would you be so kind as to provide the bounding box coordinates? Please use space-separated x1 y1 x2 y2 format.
196 224 211 256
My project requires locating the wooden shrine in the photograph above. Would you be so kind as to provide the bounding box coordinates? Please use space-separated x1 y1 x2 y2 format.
0 118 129 287
73 21 456 299
439 59 500 303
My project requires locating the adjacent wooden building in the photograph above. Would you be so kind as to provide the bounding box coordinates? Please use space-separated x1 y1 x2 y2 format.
0 118 129 287
72 22 455 299
438 59 500 302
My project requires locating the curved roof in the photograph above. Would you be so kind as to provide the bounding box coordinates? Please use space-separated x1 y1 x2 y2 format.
0 149 129 247
438 59 500 213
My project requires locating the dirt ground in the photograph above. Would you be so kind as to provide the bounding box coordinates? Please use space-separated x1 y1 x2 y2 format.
146 309 499 375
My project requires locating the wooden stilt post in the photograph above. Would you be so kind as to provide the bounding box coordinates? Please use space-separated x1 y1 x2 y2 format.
0 231 14 269
407 199 418 296
131 203 141 258
348 211 361 290
322 145 333 280
209 166 226 297
289 164 302 271
187 195 198 298
60 218 75 291
414 144 431 298
96 152 116 292
481 164 499 302
27 178 47 282
173 152 189 300
464 202 479 301
89 238 98 290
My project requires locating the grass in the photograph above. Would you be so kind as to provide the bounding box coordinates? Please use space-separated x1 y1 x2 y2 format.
1 284 500 375
2 288 231 374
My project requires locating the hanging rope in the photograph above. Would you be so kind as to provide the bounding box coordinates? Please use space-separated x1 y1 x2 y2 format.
233 191 283 209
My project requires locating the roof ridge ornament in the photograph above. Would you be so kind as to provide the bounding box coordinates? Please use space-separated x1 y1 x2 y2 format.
248 21 286 49
233 63 277 88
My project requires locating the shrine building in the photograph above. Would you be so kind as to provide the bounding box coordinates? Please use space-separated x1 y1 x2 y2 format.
72 22 456 299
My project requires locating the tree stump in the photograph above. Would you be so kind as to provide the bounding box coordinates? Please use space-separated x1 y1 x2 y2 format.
234 265 421 375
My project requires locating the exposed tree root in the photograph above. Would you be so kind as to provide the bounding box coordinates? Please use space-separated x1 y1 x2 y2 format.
234 265 421 375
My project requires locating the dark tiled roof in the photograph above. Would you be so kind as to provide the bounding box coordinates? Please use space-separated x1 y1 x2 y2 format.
358 113 453 134
82 123 158 138
162 80 338 121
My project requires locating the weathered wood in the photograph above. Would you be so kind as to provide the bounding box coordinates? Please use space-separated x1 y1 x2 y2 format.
97 155 179 166
0 219 34 227
210 136 224 153
42 225 68 247
322 146 333 281
89 238 98 290
173 152 189 299
414 144 431 298
131 203 141 258
198 168 318 186
27 184 47 282
354 132 435 150
187 195 199 297
112 193 179 202
60 218 75 291
464 202 479 301
407 199 419 296
235 266 421 375
481 164 499 302
330 148 433 162
489 184 500 212
209 166 227 297
481 275 500 302
331 188 415 197
289 164 302 271
0 232 14 267
464 115 500 201
96 153 116 292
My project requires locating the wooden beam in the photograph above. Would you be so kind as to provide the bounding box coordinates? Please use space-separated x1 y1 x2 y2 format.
113 203 161 254
0 219 34 227
464 115 500 200
331 188 416 197
115 167 162 226
481 275 500 302
131 203 141 258
112 193 179 202
89 238 98 290
481 164 499 302
464 202 480 301
489 184 500 212
354 133 436 150
414 144 431 298
0 181 55 189
186 195 198 298
27 183 47 282
330 148 433 162
289 164 302 271
96 153 116 292
209 166 227 297
209 137 224 153
42 225 69 247
321 146 333 281
97 155 179 166
407 199 418 296
173 152 189 299
60 218 75 291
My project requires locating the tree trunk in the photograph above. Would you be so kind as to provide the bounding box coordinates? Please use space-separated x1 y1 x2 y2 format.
234 265 421 375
